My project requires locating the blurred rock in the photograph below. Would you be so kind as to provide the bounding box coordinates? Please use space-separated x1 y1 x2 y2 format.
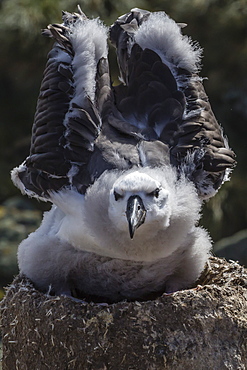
214 229 247 267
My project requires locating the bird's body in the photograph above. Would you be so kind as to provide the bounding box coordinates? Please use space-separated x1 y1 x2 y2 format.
18 166 211 301
12 8 235 303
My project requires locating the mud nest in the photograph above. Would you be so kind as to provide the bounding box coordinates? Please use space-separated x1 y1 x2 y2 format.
1 256 247 370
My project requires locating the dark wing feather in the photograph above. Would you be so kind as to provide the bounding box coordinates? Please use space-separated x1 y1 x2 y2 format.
109 9 236 198
12 9 108 199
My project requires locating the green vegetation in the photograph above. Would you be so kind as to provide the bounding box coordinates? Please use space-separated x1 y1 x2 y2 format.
0 198 42 296
0 0 246 293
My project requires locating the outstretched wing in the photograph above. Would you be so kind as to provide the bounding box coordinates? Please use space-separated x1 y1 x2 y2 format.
11 7 109 200
12 7 236 202
110 8 236 198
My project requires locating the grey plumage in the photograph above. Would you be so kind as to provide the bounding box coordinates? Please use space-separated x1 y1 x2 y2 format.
11 8 235 303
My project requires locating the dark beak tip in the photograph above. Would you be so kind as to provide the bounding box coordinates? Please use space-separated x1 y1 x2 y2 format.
128 222 135 239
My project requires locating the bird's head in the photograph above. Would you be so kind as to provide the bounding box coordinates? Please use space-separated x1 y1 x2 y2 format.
108 171 171 239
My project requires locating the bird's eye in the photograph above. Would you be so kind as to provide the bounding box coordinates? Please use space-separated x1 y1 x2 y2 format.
148 188 160 198
114 191 122 201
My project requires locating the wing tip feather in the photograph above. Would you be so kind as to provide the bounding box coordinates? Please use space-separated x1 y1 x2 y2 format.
11 164 48 202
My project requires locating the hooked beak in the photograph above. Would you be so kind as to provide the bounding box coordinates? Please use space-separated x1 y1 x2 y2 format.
126 195 146 239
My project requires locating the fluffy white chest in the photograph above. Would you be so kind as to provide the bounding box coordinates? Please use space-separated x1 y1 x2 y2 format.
17 177 211 302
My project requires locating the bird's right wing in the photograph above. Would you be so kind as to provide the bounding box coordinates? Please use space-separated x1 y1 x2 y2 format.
11 7 110 200
110 9 236 199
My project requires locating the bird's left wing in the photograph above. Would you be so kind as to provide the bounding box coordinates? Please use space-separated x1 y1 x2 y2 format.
11 7 110 200
109 9 236 199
